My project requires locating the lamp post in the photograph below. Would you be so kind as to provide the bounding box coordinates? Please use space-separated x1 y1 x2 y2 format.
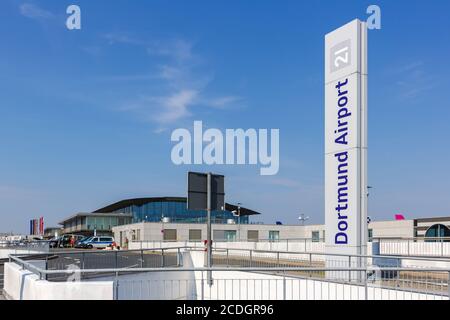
298 213 310 226
237 203 242 241
232 203 242 241
161 213 165 241
367 186 373 243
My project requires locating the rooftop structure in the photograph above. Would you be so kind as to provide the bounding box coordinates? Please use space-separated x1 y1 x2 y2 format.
93 196 260 225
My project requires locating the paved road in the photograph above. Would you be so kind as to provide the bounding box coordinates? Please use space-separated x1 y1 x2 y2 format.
44 251 178 282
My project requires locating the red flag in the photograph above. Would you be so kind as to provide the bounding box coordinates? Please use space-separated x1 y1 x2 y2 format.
39 217 44 235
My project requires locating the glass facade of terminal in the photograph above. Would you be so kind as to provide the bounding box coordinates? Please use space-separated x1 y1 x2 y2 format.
109 200 249 224
85 216 130 231
62 215 132 234
424 224 450 241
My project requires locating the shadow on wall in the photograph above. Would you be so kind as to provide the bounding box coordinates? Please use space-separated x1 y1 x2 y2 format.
90 251 199 300
19 271 34 300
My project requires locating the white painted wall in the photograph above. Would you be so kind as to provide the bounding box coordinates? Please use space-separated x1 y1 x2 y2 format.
188 251 446 300
113 222 324 243
369 220 414 238
4 250 448 300
129 240 325 253
91 252 197 300
3 262 114 300
130 241 450 270
379 240 450 257
0 248 48 259
113 219 450 245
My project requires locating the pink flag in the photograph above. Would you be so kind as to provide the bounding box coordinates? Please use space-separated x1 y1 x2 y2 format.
39 217 44 235
395 214 405 220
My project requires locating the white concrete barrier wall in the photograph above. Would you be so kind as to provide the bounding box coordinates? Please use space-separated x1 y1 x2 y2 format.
92 270 198 300
191 271 447 300
380 241 450 257
4 250 449 300
92 252 197 300
3 262 114 300
188 251 447 300
0 248 48 259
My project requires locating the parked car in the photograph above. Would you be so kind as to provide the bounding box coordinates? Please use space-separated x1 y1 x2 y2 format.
57 234 85 248
74 236 93 248
82 236 115 249
49 237 61 248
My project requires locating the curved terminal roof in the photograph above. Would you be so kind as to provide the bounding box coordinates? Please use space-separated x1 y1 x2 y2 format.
94 197 261 217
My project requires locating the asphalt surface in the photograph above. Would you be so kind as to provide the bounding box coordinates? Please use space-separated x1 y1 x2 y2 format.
44 250 178 282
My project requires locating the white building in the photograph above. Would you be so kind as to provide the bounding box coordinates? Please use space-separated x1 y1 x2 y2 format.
112 216 450 246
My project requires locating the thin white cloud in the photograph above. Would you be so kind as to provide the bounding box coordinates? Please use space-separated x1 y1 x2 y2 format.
389 60 437 101
19 3 54 20
147 39 195 62
96 74 157 82
103 33 195 64
82 46 102 57
101 34 242 129
120 90 241 133
103 33 146 46
153 89 198 124
399 83 436 100
390 61 424 75
201 96 242 109
158 65 184 81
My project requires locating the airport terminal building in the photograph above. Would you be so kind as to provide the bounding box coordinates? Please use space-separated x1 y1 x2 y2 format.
111 216 450 247
93 197 259 224
58 197 450 244
58 197 260 236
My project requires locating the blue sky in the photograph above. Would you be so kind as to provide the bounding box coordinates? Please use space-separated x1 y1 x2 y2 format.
1 0 450 233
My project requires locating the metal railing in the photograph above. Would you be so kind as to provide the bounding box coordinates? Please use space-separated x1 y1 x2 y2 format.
132 239 325 254
132 238 450 257
373 237 450 242
133 237 450 244
372 237 450 257
5 246 450 300
210 247 450 267
8 247 185 282
208 248 450 296
9 246 450 273
0 240 50 251
6 252 450 300
111 268 450 300
133 238 324 245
